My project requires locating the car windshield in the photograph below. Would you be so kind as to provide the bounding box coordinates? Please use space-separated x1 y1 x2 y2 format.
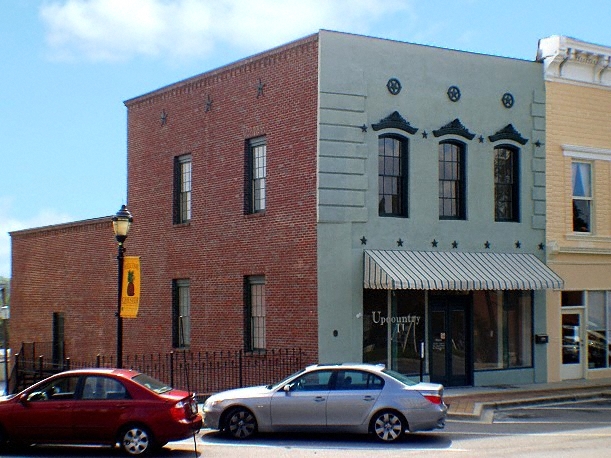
382 369 418 386
267 369 306 390
132 373 173 394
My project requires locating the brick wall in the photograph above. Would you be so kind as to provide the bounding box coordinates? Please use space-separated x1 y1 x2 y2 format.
10 34 320 366
123 34 320 361
10 219 118 357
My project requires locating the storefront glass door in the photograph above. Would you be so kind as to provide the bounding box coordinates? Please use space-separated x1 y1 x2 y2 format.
561 310 585 380
429 296 472 386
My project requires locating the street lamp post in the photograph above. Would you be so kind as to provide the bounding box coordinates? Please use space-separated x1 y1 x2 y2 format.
112 205 133 369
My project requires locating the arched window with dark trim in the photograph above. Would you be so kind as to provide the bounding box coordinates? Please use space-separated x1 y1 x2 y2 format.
494 145 520 222
438 141 466 220
378 134 408 217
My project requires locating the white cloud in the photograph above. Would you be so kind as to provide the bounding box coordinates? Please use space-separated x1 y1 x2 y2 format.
0 198 73 278
40 0 415 62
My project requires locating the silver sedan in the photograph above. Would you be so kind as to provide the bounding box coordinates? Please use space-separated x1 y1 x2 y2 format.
203 363 446 442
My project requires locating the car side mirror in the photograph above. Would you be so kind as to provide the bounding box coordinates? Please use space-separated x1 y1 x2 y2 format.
283 384 293 393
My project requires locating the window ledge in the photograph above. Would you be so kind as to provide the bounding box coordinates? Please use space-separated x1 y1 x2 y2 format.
245 211 266 219
244 349 267 356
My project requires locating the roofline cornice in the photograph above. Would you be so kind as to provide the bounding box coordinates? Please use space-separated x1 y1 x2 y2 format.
537 35 611 88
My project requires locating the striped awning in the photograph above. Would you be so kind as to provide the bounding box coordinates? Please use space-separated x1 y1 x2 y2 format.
364 250 564 291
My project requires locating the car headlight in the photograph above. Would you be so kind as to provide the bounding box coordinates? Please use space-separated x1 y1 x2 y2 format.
204 398 224 409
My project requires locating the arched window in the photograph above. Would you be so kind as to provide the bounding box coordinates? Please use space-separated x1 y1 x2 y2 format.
494 146 520 222
438 141 466 219
378 135 408 217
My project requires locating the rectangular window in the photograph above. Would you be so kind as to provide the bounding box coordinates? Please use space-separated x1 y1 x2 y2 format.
587 292 607 369
439 142 466 219
174 155 192 224
572 161 591 232
473 290 532 370
246 137 266 213
494 147 520 222
584 291 611 369
378 135 408 217
172 279 190 348
245 276 266 351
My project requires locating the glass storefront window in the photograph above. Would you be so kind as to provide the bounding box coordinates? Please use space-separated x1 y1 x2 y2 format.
473 291 533 370
362 289 425 375
587 291 608 369
363 289 388 366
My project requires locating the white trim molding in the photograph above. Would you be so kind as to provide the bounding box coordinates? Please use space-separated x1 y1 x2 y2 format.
563 144 611 161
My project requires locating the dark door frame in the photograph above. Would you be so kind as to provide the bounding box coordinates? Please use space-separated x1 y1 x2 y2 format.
428 293 473 386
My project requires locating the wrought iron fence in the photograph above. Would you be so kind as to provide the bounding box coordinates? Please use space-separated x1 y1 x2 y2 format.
9 342 305 400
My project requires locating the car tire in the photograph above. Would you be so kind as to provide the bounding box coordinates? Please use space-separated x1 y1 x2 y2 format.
371 410 406 442
225 407 257 439
119 424 154 456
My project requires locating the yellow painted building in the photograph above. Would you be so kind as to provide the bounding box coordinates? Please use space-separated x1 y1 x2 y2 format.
538 36 611 381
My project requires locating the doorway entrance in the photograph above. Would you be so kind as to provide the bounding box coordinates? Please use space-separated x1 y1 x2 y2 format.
561 309 585 380
429 295 472 386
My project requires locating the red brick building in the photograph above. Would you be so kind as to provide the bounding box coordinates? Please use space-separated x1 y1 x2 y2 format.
10 33 320 363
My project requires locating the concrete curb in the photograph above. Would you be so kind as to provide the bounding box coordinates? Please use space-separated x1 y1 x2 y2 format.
447 389 611 421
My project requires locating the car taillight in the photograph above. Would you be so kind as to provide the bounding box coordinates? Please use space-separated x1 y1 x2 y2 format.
423 394 442 405
171 398 197 421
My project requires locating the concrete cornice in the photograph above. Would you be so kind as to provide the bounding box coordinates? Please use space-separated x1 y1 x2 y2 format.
537 35 611 88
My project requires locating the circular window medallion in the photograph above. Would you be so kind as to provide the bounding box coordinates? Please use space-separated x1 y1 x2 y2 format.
502 92 514 108
447 85 461 102
386 78 402 95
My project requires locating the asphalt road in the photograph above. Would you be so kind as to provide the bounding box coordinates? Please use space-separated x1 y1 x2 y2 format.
2 398 610 457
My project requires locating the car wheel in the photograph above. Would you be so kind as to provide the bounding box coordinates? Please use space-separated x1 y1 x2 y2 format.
371 410 405 442
226 407 257 439
119 425 154 456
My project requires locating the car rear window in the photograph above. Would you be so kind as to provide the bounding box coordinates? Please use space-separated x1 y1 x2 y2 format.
382 369 418 386
132 374 173 394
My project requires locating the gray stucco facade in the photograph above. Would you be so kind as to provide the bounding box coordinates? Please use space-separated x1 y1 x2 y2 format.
316 31 552 386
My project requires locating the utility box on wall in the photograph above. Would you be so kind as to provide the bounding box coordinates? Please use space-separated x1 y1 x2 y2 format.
535 334 549 344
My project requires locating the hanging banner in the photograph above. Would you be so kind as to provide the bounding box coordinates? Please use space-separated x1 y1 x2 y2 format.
121 256 141 318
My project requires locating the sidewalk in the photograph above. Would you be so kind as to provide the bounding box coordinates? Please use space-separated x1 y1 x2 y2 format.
443 377 611 420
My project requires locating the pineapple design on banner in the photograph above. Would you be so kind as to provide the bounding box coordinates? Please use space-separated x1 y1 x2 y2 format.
127 270 135 296
121 256 141 318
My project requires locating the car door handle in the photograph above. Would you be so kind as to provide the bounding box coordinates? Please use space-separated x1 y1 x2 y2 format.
363 396 375 401
314 396 326 402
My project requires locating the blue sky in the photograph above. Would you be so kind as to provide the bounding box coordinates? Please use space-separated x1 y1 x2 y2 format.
1 0 611 279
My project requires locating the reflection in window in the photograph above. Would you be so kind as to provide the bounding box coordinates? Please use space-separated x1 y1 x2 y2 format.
82 376 128 400
337 370 383 390
172 279 191 348
28 376 79 401
362 289 425 375
572 162 591 232
494 146 519 222
378 135 408 217
293 370 333 391
246 137 266 213
174 155 192 224
473 291 532 370
439 142 466 219
245 276 266 351
587 291 610 369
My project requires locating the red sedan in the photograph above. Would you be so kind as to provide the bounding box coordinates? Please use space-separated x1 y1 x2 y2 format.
0 368 202 455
